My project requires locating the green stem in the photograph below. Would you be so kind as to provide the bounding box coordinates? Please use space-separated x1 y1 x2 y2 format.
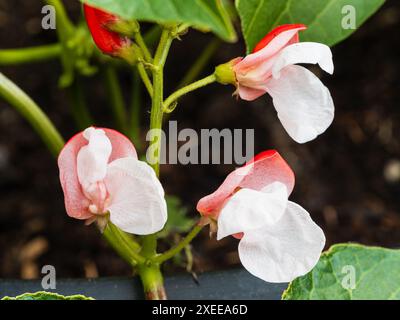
137 263 166 300
0 73 64 156
137 63 153 97
44 0 74 34
153 224 204 264
138 28 174 300
178 38 221 87
163 74 217 113
134 32 153 63
103 223 145 266
0 44 61 65
103 65 128 133
148 29 173 176
45 0 75 87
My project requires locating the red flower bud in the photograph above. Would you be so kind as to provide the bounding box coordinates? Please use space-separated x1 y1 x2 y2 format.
83 4 131 57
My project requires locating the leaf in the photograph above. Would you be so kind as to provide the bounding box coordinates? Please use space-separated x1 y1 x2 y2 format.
282 244 400 300
158 195 195 238
236 0 385 52
2 291 94 300
83 0 237 42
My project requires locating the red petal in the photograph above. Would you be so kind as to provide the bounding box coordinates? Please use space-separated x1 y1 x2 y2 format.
58 128 137 220
83 4 128 55
196 150 295 218
253 24 307 53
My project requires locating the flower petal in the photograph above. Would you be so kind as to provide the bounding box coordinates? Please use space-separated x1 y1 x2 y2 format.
105 157 167 235
234 25 306 72
77 128 112 189
253 24 307 53
217 182 288 240
266 65 334 143
238 201 325 283
197 150 294 217
236 85 267 101
58 127 137 220
272 42 334 79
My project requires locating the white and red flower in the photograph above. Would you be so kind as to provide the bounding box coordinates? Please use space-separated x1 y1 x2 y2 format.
197 150 325 283
58 127 167 234
227 24 335 144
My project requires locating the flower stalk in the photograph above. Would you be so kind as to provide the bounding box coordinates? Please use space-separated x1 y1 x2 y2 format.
0 73 64 157
163 74 217 113
0 44 62 65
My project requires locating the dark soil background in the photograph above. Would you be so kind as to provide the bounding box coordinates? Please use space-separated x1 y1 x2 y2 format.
0 0 399 279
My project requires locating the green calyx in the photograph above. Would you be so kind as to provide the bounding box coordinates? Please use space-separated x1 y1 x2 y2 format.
118 43 140 66
214 60 237 86
106 19 140 38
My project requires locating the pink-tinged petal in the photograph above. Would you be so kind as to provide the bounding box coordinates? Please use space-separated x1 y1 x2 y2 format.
266 65 334 143
196 150 295 217
272 42 334 79
238 201 325 283
106 128 138 161
58 127 137 220
234 25 306 73
217 182 288 240
235 57 277 94
105 157 167 235
237 85 266 101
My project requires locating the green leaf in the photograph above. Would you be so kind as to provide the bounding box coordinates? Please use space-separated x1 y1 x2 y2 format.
283 244 400 300
83 0 237 42
2 291 94 300
236 0 385 52
158 195 195 238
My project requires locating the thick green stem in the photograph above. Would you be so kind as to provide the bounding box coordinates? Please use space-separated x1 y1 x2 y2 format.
0 73 64 156
163 74 217 113
103 65 128 133
0 44 62 65
153 224 204 264
148 29 173 175
103 223 145 266
138 28 174 300
137 263 166 300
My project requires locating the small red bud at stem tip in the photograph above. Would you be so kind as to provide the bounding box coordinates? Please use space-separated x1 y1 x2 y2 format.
83 4 132 58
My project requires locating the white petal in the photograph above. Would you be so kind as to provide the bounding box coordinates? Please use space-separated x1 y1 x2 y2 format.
77 127 112 189
272 42 334 79
238 201 325 283
217 182 288 240
266 65 334 143
105 157 167 235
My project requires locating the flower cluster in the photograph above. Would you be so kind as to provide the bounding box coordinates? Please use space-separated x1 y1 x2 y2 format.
59 21 333 284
